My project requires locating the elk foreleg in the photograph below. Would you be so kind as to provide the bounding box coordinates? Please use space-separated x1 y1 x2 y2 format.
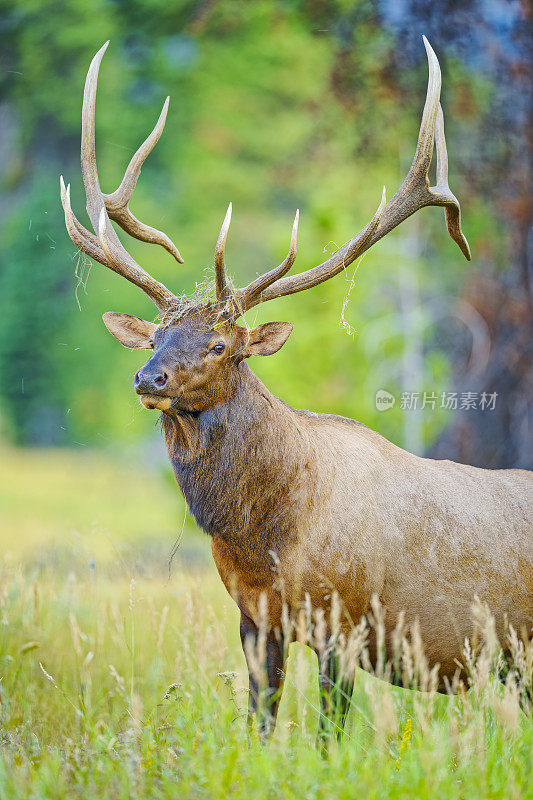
240 612 285 739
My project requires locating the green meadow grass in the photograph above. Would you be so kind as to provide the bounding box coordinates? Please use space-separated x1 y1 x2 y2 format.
0 446 531 799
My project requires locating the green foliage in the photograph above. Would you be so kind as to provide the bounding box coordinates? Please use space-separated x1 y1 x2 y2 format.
0 177 75 443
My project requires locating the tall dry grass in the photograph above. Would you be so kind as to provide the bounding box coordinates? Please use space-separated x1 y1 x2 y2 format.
0 560 530 799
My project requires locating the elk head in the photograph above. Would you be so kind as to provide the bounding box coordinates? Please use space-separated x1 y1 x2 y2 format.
61 38 470 415
103 307 293 412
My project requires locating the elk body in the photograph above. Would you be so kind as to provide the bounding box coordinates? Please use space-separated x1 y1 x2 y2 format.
61 39 532 735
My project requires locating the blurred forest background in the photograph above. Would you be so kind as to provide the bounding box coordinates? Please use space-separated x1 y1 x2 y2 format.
0 0 531 469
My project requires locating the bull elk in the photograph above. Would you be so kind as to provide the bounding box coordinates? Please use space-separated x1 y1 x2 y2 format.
61 38 532 736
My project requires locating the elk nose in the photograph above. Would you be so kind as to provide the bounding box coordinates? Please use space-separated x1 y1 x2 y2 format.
134 370 168 393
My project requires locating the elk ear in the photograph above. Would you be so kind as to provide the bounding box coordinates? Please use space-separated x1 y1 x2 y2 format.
102 312 158 349
242 321 293 357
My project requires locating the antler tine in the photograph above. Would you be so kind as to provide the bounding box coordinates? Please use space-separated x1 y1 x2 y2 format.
407 35 441 188
435 104 448 188
246 187 387 308
63 41 178 311
430 104 471 260
237 210 299 312
215 203 232 302
233 36 470 312
103 96 184 264
60 176 109 266
363 35 442 244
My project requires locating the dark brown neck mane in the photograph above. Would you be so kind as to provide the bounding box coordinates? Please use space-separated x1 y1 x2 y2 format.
162 364 314 570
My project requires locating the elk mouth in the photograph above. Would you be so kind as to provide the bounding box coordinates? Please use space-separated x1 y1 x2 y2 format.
139 386 184 412
139 394 172 411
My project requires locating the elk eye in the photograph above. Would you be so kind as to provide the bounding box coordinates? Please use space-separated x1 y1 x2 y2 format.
211 343 225 355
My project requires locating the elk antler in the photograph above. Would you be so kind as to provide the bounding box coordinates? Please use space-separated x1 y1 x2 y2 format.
216 36 471 317
60 41 180 311
62 38 470 320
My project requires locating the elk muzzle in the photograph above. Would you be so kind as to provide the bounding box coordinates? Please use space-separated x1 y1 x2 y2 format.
134 368 168 394
134 364 174 411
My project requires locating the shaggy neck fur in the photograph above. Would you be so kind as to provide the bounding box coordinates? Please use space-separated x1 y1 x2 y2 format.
162 363 313 571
